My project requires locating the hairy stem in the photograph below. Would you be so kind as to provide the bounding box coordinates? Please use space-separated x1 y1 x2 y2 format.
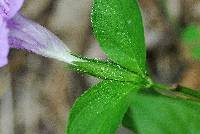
152 83 200 102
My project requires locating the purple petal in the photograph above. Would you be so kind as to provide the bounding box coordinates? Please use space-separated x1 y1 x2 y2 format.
0 0 24 18
0 17 9 67
8 14 80 64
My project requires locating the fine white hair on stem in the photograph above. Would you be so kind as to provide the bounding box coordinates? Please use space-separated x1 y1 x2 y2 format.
8 14 82 64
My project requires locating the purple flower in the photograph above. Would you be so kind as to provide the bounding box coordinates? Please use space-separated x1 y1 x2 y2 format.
0 0 81 67
0 0 24 67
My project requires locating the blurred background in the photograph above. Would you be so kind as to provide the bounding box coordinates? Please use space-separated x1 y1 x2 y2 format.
1 0 200 133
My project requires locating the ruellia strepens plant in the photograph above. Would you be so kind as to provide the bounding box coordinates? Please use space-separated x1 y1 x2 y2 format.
1 0 200 134
66 0 200 134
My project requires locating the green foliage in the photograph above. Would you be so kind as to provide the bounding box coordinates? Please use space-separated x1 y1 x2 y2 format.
66 0 200 134
124 90 200 134
73 58 148 82
181 24 200 59
92 0 146 75
67 81 140 134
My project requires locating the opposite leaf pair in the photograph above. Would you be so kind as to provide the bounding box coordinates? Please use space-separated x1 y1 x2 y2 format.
66 0 200 134
67 0 151 133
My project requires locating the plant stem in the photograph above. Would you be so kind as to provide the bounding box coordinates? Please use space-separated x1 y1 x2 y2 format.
152 83 200 102
174 86 200 99
151 83 175 90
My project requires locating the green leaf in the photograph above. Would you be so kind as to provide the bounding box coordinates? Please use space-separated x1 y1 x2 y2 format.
72 58 149 83
92 0 146 75
181 24 200 59
123 90 200 134
66 81 140 134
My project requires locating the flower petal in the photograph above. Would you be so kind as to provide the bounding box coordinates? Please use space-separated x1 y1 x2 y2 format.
0 0 24 18
8 14 81 64
0 17 9 67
